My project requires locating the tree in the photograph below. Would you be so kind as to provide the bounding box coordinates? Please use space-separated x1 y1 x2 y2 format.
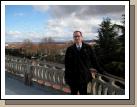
113 14 125 62
113 14 125 47
21 39 33 59
94 17 125 78
41 37 55 44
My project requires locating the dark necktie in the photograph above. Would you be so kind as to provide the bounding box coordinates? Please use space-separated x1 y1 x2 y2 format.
77 46 81 51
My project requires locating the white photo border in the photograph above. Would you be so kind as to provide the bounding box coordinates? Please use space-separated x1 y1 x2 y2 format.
1 1 129 100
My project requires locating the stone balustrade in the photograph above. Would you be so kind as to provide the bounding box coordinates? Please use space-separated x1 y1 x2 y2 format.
5 55 125 95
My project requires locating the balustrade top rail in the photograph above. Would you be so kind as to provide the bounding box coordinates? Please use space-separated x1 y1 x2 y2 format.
5 55 64 69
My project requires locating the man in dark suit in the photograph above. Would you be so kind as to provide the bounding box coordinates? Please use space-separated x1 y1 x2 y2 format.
65 31 103 95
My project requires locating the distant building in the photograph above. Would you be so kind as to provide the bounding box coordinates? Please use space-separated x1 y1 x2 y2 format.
5 42 22 49
5 44 9 47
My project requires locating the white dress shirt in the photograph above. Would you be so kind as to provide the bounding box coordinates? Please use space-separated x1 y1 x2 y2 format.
76 43 82 50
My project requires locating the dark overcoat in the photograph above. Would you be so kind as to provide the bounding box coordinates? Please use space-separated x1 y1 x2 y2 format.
65 42 102 86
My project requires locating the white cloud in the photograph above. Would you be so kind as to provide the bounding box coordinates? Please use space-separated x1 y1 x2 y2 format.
14 13 25 17
26 5 124 42
50 5 124 19
5 30 44 42
6 30 22 36
6 5 125 42
42 15 103 41
23 32 46 42
39 5 124 42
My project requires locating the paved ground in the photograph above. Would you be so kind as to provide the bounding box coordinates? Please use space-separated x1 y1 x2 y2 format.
5 72 68 95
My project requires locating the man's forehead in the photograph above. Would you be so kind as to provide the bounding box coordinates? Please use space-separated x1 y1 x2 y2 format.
74 32 81 35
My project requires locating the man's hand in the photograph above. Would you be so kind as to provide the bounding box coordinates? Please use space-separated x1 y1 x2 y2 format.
89 68 97 79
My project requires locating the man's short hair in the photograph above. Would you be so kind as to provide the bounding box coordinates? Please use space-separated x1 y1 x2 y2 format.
73 31 82 36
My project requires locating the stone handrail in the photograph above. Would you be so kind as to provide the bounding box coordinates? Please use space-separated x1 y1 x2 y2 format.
5 56 125 95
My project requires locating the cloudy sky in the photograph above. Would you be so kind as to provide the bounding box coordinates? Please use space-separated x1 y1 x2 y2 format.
5 5 125 42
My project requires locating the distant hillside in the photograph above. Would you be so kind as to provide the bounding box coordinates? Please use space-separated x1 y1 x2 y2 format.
6 39 95 44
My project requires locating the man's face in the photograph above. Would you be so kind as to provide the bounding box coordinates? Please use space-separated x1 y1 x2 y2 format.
73 32 83 44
